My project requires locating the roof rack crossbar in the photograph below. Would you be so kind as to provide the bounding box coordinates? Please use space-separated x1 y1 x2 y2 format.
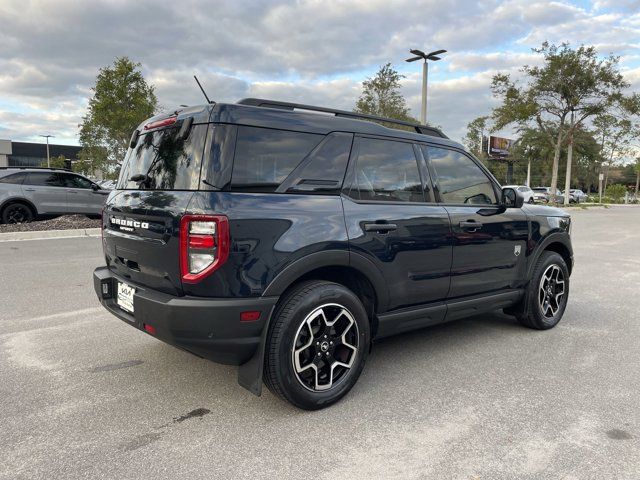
237 98 447 138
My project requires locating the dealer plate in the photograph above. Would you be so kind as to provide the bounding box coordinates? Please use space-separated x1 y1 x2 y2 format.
117 281 135 314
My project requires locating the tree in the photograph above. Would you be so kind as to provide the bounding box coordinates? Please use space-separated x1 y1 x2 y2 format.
463 116 489 158
593 113 636 187
79 57 157 178
49 154 67 169
355 63 417 124
491 43 631 204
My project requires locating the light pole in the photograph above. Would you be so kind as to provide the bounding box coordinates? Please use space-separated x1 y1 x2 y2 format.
39 134 54 168
406 49 446 124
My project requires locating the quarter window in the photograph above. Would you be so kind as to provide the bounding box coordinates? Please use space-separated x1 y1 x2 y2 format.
348 138 423 202
231 127 323 192
423 146 496 205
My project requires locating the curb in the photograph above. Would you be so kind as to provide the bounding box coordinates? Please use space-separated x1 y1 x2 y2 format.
0 228 101 242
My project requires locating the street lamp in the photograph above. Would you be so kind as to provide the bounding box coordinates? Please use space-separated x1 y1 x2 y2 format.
406 48 446 124
39 134 54 168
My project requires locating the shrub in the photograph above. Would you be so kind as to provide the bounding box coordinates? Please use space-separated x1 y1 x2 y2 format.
605 184 627 203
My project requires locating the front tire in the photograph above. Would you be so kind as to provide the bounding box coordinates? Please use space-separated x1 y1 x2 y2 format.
511 251 569 330
264 280 370 410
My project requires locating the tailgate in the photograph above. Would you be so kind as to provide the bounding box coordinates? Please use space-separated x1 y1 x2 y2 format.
103 190 195 295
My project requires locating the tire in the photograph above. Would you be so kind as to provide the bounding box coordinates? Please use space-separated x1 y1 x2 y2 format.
263 280 370 410
1 202 34 224
511 251 569 330
528 197 535 204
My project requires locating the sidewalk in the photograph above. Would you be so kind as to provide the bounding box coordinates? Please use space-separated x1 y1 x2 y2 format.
0 228 101 242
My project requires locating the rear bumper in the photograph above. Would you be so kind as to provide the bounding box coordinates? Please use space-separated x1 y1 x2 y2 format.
93 266 278 365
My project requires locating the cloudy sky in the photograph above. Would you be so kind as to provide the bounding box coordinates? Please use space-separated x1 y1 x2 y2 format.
1 0 639 146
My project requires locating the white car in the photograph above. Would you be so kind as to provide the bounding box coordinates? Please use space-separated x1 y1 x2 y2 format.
503 185 535 204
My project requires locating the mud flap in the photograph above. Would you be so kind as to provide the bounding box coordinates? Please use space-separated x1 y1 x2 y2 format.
237 306 275 396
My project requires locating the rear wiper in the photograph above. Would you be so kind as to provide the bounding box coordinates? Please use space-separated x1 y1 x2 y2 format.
201 179 220 190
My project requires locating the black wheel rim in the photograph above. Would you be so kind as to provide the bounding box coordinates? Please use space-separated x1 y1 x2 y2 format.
291 303 359 392
6 205 30 224
538 264 565 318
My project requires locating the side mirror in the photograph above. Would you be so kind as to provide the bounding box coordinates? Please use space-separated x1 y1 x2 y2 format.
501 187 524 208
91 183 100 191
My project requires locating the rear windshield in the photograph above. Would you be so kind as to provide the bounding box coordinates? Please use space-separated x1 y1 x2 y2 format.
533 188 547 192
117 121 207 190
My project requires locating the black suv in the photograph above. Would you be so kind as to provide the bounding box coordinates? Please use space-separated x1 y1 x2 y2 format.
94 99 573 410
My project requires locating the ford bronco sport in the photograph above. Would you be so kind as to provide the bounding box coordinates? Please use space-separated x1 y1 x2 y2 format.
94 99 573 410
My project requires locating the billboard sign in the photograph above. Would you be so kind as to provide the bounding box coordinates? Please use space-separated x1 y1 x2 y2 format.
488 136 514 158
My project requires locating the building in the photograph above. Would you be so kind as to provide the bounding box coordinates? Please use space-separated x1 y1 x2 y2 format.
0 139 82 168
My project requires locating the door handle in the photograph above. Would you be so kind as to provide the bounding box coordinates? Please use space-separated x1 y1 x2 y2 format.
364 223 397 233
24 188 36 191
459 220 483 232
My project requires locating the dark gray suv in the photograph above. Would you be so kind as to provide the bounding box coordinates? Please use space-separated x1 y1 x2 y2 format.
0 167 109 223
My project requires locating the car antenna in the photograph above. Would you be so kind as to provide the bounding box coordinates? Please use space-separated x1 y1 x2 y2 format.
193 75 212 104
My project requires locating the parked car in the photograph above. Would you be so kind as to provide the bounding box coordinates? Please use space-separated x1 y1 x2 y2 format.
93 99 573 410
532 187 563 203
503 185 535 204
0 167 109 223
98 180 116 190
568 189 588 203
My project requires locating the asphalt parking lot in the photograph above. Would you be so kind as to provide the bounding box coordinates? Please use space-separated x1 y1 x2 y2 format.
1 206 638 479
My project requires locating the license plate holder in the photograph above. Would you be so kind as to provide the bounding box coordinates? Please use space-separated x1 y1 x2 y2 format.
117 281 135 314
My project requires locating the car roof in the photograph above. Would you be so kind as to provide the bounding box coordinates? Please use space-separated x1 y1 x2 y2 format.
141 100 466 151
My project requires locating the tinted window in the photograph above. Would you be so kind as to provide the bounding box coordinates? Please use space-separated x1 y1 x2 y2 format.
277 132 352 194
24 172 63 187
0 172 26 184
62 174 93 189
118 122 207 190
349 138 423 202
424 146 496 205
231 127 323 192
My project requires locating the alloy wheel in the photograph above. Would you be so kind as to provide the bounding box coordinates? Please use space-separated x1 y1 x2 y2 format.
538 264 565 318
5 205 31 224
291 303 359 392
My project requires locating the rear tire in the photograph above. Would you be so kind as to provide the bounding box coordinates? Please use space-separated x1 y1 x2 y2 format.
510 251 569 330
264 280 370 410
1 202 34 224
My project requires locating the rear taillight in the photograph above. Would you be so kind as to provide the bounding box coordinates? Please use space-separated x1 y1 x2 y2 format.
180 214 229 283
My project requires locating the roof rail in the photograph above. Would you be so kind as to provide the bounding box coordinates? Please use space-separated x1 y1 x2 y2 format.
0 166 71 171
237 98 448 138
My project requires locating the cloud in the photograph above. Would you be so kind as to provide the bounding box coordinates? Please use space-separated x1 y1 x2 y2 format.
0 0 638 146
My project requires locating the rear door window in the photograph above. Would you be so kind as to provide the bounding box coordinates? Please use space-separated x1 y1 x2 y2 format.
24 172 63 187
117 122 208 190
347 137 424 202
231 126 323 192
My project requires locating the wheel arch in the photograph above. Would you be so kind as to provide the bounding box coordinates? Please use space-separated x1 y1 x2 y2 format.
528 233 573 277
0 197 38 218
262 250 389 314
